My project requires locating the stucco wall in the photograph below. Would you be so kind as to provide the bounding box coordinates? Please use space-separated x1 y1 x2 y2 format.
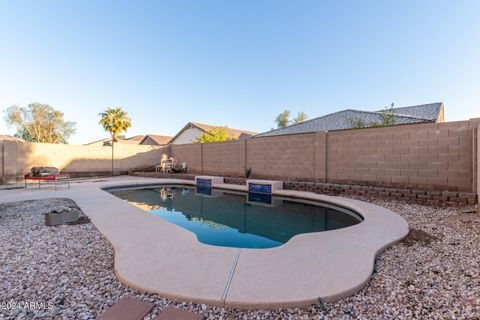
1 141 166 181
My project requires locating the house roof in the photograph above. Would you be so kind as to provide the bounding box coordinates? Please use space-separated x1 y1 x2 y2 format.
255 102 444 138
84 137 111 145
192 122 257 138
384 103 443 121
0 135 25 142
139 134 173 145
85 135 147 145
126 135 145 142
169 122 257 143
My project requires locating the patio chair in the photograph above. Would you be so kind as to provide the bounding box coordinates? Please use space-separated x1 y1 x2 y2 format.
162 159 174 173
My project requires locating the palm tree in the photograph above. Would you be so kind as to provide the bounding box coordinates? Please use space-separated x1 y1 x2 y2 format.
98 108 132 176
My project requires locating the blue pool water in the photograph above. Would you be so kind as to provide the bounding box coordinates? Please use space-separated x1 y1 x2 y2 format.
110 185 361 249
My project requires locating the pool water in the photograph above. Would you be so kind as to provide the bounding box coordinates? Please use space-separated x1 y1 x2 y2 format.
110 185 362 249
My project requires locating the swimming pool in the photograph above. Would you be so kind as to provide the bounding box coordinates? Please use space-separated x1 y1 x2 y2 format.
110 185 362 249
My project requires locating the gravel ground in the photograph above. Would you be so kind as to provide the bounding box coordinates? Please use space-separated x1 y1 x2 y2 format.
0 197 479 320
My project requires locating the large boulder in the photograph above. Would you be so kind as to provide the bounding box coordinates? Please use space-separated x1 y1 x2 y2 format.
30 166 59 177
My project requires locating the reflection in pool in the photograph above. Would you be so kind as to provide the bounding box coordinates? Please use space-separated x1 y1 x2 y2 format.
110 185 362 249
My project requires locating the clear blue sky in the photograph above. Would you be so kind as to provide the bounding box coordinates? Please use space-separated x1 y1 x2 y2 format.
0 1 479 144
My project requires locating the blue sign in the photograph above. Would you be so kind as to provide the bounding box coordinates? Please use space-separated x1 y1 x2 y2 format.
248 183 272 194
248 192 272 204
197 178 212 188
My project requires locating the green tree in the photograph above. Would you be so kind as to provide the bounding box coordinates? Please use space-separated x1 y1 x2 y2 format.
347 103 396 129
4 103 76 143
274 110 308 128
98 108 132 175
193 128 230 143
292 111 308 124
275 110 290 128
347 117 368 129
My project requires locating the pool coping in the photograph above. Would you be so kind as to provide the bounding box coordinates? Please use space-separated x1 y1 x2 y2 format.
0 177 409 309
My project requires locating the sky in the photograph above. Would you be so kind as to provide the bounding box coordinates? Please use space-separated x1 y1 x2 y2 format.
0 1 479 144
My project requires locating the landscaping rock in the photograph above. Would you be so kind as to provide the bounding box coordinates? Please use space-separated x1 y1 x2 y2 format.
30 166 59 177
0 197 479 319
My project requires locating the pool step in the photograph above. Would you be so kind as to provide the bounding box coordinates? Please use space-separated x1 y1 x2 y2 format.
247 179 283 194
195 176 224 187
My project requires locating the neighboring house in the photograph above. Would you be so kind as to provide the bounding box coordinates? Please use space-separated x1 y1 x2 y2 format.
169 122 257 145
125 135 146 143
85 138 113 146
85 135 147 146
255 102 445 137
0 135 25 142
139 135 173 146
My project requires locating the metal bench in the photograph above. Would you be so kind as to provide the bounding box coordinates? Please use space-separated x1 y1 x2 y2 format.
24 173 71 190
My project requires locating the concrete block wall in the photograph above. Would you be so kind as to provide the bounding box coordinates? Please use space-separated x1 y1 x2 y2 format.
314 132 328 182
202 140 245 176
170 143 202 173
168 119 479 193
1 141 165 181
246 133 316 181
3 118 479 195
327 120 477 192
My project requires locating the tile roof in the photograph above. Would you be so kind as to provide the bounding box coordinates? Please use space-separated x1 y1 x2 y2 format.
192 122 257 139
86 135 169 145
255 103 443 137
86 136 144 145
126 135 145 142
384 103 443 121
140 135 173 145
84 137 112 145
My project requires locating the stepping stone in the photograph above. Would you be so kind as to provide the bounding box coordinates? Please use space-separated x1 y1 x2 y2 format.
154 306 205 320
97 297 155 320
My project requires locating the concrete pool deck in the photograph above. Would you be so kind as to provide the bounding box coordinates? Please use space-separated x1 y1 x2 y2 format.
0 177 409 309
